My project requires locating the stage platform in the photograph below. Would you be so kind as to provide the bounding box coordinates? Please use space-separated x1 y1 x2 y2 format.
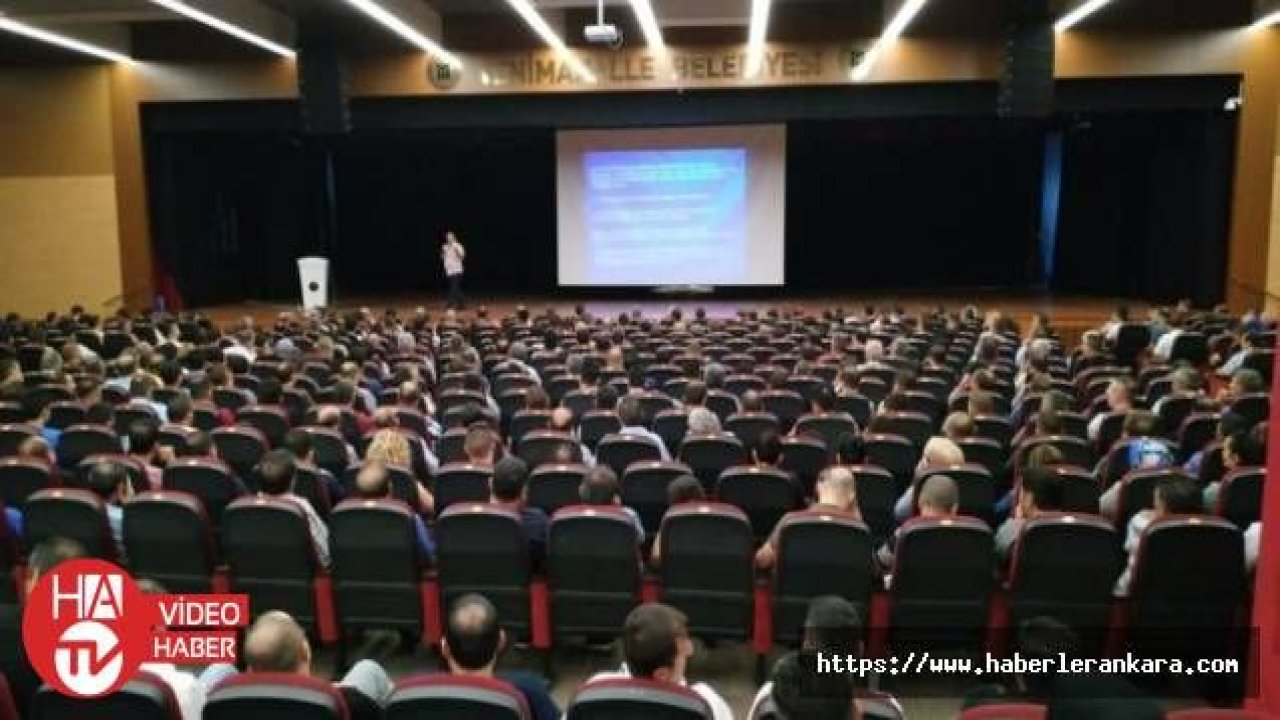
200 293 1143 347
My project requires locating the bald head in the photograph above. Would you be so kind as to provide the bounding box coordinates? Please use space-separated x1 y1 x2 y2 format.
316 405 342 428
918 474 959 517
443 594 502 673
550 406 574 432
244 611 310 674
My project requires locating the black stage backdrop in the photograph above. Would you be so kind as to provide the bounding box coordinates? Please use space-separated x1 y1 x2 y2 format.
144 87 1237 308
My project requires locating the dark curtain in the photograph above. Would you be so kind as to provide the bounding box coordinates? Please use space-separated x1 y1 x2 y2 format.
1052 111 1235 305
786 117 1045 291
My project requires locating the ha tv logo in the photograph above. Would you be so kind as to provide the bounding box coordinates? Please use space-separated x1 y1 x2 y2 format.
23 559 249 698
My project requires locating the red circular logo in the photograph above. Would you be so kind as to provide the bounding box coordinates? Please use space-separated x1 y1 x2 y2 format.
22 559 158 698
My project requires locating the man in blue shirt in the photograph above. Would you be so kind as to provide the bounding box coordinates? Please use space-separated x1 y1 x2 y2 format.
490 456 548 566
440 593 559 720
21 394 61 450
353 460 433 561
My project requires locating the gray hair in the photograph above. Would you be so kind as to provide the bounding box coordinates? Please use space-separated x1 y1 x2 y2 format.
687 407 721 435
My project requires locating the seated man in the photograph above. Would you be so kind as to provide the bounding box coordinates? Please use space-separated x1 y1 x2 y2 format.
1087 378 1134 442
126 417 166 490
750 596 902 720
1114 474 1202 596
1202 427 1265 510
86 460 131 561
879 473 958 571
257 449 330 568
353 460 434 561
490 456 548 565
282 428 345 502
584 603 733 720
1098 410 1176 519
548 406 596 466
578 465 644 539
893 417 967 522
440 593 559 720
616 395 671 461
756 466 859 570
994 466 1064 566
201 611 391 720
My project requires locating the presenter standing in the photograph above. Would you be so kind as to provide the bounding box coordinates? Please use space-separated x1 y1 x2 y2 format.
441 230 466 310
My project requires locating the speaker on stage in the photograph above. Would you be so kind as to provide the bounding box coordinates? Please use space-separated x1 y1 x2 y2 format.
298 39 351 135
297 256 330 310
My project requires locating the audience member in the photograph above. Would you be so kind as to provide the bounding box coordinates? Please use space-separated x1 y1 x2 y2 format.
491 456 548 564
756 467 859 570
578 465 645 539
257 449 330 567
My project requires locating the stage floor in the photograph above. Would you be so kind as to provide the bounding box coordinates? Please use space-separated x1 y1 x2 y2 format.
200 293 1141 346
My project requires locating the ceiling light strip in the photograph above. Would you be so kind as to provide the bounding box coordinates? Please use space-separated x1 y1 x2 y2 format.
1250 8 1280 29
341 0 462 67
1054 0 1114 33
627 0 665 51
852 0 928 82
504 0 596 83
149 0 295 58
0 14 130 62
744 0 773 78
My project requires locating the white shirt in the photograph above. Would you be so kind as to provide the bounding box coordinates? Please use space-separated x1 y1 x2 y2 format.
140 662 205 720
442 240 465 276
1153 329 1181 362
583 670 733 720
1245 522 1261 572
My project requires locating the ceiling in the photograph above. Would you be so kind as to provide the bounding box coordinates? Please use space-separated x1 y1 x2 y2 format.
0 0 1261 65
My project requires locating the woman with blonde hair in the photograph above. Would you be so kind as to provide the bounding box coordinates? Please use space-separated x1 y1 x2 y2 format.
364 429 434 513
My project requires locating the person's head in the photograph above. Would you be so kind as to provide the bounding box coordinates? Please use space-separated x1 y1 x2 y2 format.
366 429 411 468
1170 367 1201 395
741 390 764 413
1024 444 1063 469
814 466 856 512
703 363 726 390
621 603 694 684
770 650 854 720
167 394 193 425
1035 409 1064 436
802 595 862 656
942 411 975 441
833 432 865 466
1018 467 1065 518
17 435 53 463
682 380 707 407
181 431 215 458
684 406 719 436
1217 410 1250 441
752 428 783 466
244 610 312 675
316 405 342 429
918 473 959 517
579 465 621 505
666 474 705 505
549 406 574 433
22 393 52 424
595 383 619 411
617 394 645 427
968 390 997 417
920 436 964 468
282 428 314 462
1153 475 1201 516
1122 409 1159 439
1105 378 1134 411
354 459 392 499
491 455 529 503
809 385 836 413
127 417 159 458
1224 428 1265 469
1229 368 1265 399
1016 617 1080 697
257 449 297 496
464 425 497 465
442 593 504 675
524 386 550 410
26 536 87 595
86 461 128 502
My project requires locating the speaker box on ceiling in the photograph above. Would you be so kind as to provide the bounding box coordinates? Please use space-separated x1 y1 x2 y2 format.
298 39 351 135
998 0 1055 119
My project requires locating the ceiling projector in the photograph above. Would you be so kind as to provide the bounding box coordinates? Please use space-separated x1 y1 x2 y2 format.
584 22 621 45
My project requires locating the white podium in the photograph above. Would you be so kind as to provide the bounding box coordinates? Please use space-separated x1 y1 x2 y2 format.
297 256 330 310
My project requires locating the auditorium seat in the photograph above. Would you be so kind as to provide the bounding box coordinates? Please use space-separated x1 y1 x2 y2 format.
54 424 119 470
972 414 1014 448
223 496 332 639
0 456 55 510
869 412 933 449
659 501 755 642
957 437 1006 479
1006 513 1120 653
770 509 874 647
528 463 589 517
329 499 428 655
1098 437 1178 489
24 488 116 561
704 390 741 423
777 435 828 496
1013 435 1093 472
433 463 493 513
652 409 689 456
75 454 149 495
112 404 159 438
123 491 219 593
204 674 349 720
724 412 780 450
547 505 642 642
509 410 553 447
716 466 801 541
579 410 622 451
677 432 748 492
436 504 534 642
1227 393 1270 428
1177 413 1219 463
386 675 530 720
567 677 711 720
46 401 86 431
793 412 859 451
888 516 994 653
298 427 352 480
237 405 290 448
760 390 806 433
162 457 246 526
1215 468 1263 530
621 461 691 539
864 434 919 489
518 430 584 469
913 464 995 526
1115 468 1193 528
30 670 180 720
597 433 664 477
